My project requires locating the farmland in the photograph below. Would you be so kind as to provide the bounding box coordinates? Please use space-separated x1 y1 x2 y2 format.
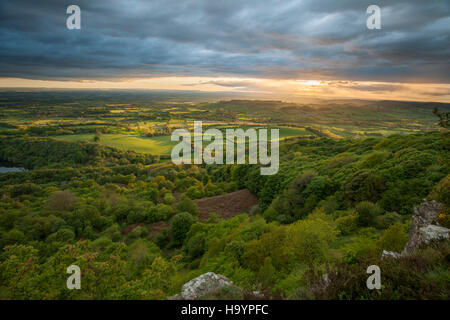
0 90 449 300
0 91 448 156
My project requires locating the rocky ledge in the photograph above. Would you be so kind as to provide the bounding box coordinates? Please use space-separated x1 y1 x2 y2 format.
382 200 449 259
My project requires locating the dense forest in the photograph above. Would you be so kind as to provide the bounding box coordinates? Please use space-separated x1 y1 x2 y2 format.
0 127 449 299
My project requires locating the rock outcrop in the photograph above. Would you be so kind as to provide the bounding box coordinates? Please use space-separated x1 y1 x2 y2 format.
419 225 450 244
382 250 401 259
382 200 449 258
402 200 447 256
169 272 237 300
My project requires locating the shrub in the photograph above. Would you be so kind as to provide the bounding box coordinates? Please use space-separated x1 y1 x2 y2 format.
263 205 278 222
154 229 170 248
429 174 450 214
303 176 333 200
176 196 200 216
162 193 176 205
242 227 291 272
103 224 122 242
9 183 42 198
128 226 149 240
127 209 146 224
204 182 221 197
47 228 75 242
287 216 338 266
356 201 383 227
224 181 238 193
323 196 338 214
344 170 386 204
185 232 206 259
185 185 205 199
128 239 161 272
46 190 79 211
372 222 408 254
257 257 277 287
355 150 390 169
148 204 174 222
249 204 261 215
170 212 195 246
304 241 450 299
335 214 358 235
375 212 402 229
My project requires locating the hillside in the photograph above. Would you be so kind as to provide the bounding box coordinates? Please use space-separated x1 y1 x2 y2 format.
0 130 449 299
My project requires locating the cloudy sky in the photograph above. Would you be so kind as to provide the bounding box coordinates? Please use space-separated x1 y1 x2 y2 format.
0 0 449 101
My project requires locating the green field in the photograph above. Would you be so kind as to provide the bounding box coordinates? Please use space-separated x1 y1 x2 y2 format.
51 126 313 155
51 134 177 155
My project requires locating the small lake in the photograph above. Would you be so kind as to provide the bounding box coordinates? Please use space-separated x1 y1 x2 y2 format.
0 160 27 173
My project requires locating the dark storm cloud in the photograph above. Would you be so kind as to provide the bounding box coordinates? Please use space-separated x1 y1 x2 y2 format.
0 0 449 82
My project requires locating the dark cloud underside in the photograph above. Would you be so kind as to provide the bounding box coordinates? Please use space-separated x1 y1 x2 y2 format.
0 0 449 82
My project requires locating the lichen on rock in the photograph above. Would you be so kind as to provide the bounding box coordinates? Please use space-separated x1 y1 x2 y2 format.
169 272 239 300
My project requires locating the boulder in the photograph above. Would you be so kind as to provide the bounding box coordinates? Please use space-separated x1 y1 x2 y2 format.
169 272 236 300
402 200 445 256
380 200 449 258
419 225 450 244
382 250 401 259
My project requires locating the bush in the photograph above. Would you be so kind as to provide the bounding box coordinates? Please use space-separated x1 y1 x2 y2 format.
103 224 122 242
287 216 338 266
356 201 383 227
128 226 149 240
375 212 402 229
344 170 386 204
249 204 261 215
205 182 221 197
355 150 390 169
185 232 206 259
303 176 332 200
372 222 408 254
47 228 75 242
429 174 450 214
242 227 291 272
154 229 170 248
127 209 146 224
176 196 200 216
185 185 204 199
128 239 161 272
224 181 238 193
335 214 358 235
162 193 176 205
170 212 195 246
147 204 174 223
257 257 277 287
46 190 79 211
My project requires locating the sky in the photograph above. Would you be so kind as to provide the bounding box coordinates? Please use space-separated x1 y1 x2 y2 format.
0 0 449 102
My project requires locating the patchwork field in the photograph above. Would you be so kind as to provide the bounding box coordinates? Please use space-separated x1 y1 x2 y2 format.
51 133 176 154
50 126 315 155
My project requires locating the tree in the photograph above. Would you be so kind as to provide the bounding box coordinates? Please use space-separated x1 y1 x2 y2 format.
372 222 408 254
185 232 206 259
344 170 386 204
257 257 277 287
176 196 200 216
433 107 449 129
170 212 195 246
356 201 383 227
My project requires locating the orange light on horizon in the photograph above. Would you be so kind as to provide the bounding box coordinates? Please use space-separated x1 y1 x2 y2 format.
0 77 449 103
